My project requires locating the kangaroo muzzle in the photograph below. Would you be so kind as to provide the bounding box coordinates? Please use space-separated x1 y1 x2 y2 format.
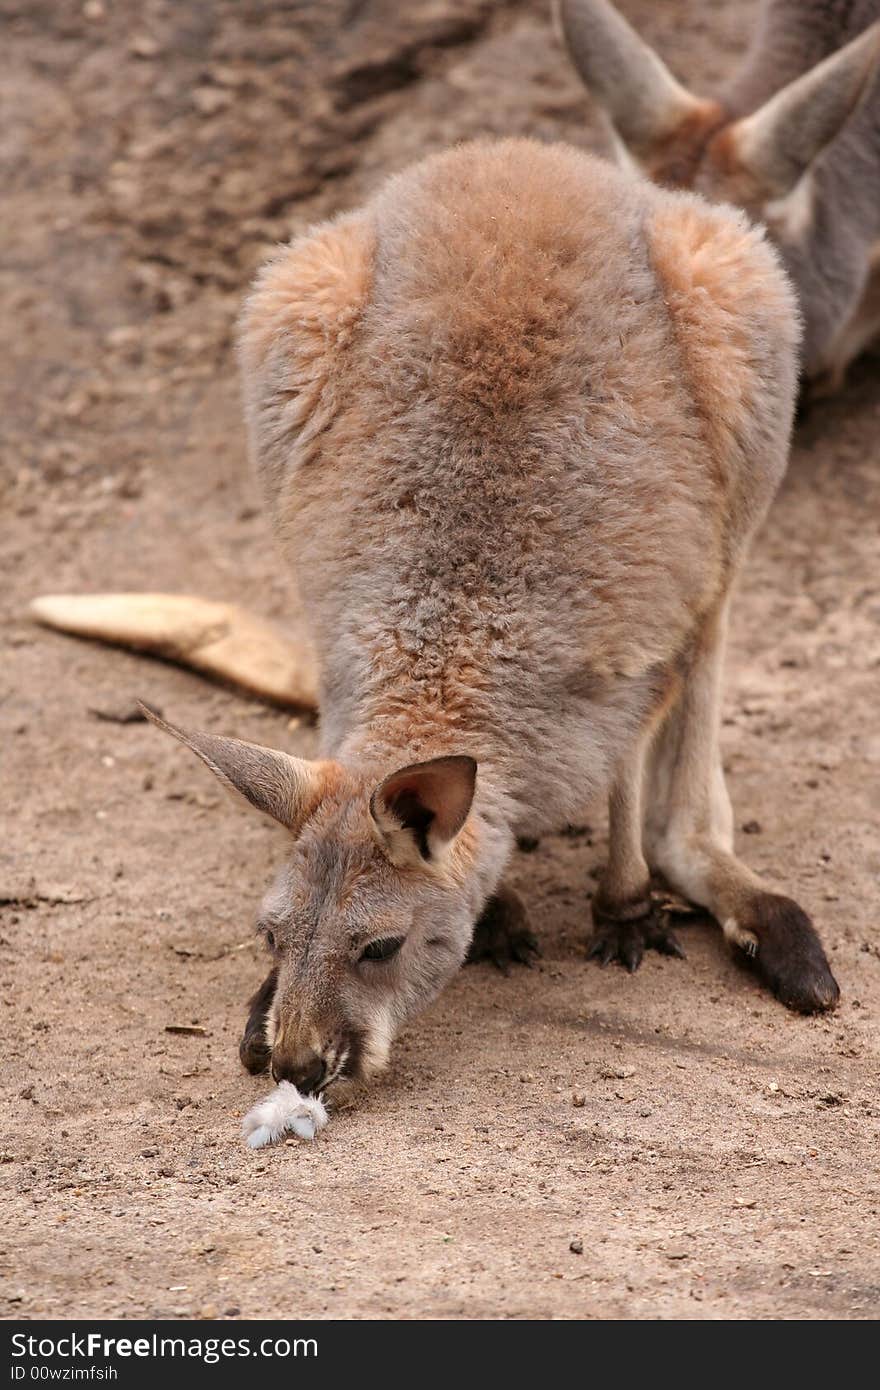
271 1048 327 1093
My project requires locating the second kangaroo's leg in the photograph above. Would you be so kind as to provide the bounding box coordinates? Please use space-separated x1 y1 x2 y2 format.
810 243 880 396
644 604 839 1014
588 706 686 972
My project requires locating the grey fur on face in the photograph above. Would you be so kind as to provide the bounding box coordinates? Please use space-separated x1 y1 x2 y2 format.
146 707 491 1088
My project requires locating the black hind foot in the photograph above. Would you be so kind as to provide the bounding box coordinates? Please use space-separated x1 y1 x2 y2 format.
726 893 839 1014
239 968 277 1074
467 886 540 973
588 896 685 973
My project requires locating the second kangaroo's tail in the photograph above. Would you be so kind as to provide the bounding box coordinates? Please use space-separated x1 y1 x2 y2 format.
29 592 319 710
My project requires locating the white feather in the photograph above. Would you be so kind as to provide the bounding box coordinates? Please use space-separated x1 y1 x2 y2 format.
241 1081 328 1149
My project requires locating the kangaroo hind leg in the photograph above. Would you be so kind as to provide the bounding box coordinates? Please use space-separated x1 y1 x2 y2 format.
643 603 839 1014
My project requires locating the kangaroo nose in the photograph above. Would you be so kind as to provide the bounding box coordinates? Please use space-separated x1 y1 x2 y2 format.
272 1053 327 1094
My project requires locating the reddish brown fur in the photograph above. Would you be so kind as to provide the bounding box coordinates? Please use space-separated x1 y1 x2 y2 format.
641 100 728 188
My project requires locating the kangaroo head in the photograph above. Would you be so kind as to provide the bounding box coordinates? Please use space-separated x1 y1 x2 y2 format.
140 706 485 1092
558 1 880 346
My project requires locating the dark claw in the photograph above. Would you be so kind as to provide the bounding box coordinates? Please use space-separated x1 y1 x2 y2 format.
647 921 685 959
586 935 609 965
467 887 540 972
509 933 541 967
622 939 642 973
588 900 686 973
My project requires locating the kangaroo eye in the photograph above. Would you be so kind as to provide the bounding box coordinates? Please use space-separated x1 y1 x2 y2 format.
360 936 404 963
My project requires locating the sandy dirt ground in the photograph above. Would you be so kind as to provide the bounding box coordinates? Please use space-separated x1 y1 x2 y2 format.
2 0 879 1321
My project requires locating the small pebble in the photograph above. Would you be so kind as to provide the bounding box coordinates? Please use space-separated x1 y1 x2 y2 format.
130 35 160 58
516 835 540 853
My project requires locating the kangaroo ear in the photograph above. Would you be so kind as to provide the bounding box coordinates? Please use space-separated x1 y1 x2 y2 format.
727 22 880 195
557 0 705 158
138 702 333 833
370 756 477 868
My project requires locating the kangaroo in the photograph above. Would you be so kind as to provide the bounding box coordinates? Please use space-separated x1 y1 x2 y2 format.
558 0 880 388
134 138 836 1097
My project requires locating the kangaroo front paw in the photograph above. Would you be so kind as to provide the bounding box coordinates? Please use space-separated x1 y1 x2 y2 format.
725 894 839 1014
588 897 685 974
239 968 277 1074
467 886 540 973
240 1028 271 1076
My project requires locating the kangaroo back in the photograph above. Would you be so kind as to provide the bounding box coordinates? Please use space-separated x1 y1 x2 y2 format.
240 139 798 805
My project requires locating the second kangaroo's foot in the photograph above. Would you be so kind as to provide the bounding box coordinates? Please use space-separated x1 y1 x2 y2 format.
239 968 278 1074
467 886 540 973
724 893 839 1014
588 895 686 974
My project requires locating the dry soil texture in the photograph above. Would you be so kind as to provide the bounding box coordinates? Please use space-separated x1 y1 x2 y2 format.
1 0 879 1321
